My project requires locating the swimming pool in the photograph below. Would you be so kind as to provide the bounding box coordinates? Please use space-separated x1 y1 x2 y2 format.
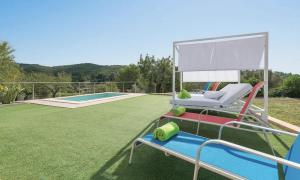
60 92 125 102
30 92 144 108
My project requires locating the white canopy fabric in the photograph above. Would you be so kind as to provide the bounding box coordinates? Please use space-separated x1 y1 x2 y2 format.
173 33 269 122
182 70 239 82
177 36 265 72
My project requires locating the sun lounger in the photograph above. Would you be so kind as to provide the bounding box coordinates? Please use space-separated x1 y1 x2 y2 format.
171 83 253 109
191 82 214 94
203 82 213 91
192 82 221 94
129 122 300 180
210 82 221 91
163 82 265 133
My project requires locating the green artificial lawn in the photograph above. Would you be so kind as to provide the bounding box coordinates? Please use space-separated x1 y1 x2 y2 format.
254 98 300 126
0 95 296 179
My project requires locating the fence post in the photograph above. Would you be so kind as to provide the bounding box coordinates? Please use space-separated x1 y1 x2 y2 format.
110 82 112 92
78 82 80 95
122 82 124 92
32 83 35 100
93 82 96 94
134 83 136 93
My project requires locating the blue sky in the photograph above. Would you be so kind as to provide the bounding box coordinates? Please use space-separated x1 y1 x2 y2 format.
1 0 300 73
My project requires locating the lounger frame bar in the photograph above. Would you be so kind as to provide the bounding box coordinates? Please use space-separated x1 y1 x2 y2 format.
160 107 267 135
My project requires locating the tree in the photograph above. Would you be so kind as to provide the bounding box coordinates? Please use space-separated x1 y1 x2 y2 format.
24 72 72 98
43 72 72 97
0 41 23 103
155 57 172 93
0 41 22 82
117 64 140 82
137 54 157 92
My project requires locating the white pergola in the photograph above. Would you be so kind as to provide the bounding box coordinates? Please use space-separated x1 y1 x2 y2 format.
172 32 269 120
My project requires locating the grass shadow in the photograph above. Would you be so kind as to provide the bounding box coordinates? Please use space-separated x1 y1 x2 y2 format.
90 118 158 180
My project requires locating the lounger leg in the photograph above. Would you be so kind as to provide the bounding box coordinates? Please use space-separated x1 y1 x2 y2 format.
193 165 199 180
129 140 138 164
196 122 200 134
262 129 276 156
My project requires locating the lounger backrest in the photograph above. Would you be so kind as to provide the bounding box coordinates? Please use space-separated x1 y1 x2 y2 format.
219 83 253 105
211 82 221 91
284 134 300 180
203 82 213 91
237 82 264 121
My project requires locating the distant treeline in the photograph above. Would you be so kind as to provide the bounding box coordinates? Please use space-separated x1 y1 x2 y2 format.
19 63 124 82
18 55 300 98
1 41 300 104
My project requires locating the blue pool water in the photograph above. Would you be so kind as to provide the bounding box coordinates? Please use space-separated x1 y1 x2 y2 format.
60 93 125 102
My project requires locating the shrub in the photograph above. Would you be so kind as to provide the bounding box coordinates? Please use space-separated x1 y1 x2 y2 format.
242 77 264 97
95 83 119 92
282 75 300 98
0 84 23 104
182 82 201 92
269 87 284 97
0 84 7 102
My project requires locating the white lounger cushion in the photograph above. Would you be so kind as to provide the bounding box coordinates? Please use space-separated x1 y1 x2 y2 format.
172 95 222 107
219 83 252 105
203 91 225 99
171 83 252 108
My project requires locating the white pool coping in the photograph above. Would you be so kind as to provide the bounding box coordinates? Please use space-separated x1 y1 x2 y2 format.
26 93 145 108
45 92 128 104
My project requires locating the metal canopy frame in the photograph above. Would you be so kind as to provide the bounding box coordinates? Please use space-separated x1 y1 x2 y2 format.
172 32 269 121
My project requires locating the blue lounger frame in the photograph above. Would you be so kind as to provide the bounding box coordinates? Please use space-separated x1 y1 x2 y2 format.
129 121 300 180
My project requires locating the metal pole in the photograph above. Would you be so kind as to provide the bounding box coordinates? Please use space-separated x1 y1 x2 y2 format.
122 82 124 92
78 82 80 95
238 70 241 83
93 82 95 94
180 72 183 90
172 43 176 101
32 83 35 100
134 82 136 93
263 32 269 122
173 32 267 44
110 82 112 92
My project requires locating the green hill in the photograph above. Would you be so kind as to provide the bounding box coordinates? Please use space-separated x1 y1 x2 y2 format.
18 64 53 73
19 63 125 82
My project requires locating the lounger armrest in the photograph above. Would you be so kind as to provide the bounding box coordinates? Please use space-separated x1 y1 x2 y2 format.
195 139 300 171
200 108 264 124
200 108 244 117
218 121 298 139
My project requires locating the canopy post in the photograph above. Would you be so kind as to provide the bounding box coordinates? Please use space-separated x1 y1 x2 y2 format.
263 32 269 122
180 72 183 90
238 70 241 83
172 43 176 102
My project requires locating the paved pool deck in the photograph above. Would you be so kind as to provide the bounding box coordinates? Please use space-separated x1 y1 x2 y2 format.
26 93 145 108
